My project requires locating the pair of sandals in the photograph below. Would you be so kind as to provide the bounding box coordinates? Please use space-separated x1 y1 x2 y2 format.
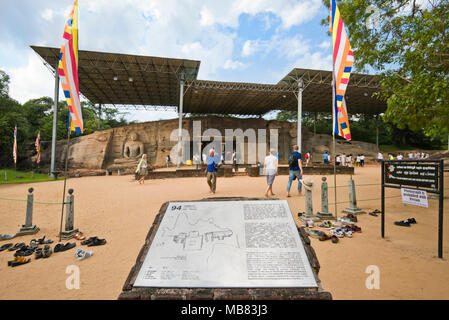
35 245 52 259
0 243 15 252
30 236 53 246
319 233 339 243
75 248 93 261
81 237 107 247
0 233 14 241
54 242 76 253
394 218 417 227
369 209 381 217
8 255 30 267
346 214 358 223
74 232 86 241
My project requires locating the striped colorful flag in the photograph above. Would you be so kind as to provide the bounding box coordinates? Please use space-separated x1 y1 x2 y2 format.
330 0 353 141
58 0 83 134
13 126 17 164
35 132 41 164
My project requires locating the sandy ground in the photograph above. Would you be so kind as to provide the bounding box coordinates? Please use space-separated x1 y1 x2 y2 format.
0 165 448 300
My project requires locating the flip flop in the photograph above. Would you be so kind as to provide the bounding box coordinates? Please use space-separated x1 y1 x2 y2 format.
0 234 14 241
8 243 25 252
35 248 44 259
319 233 331 241
331 235 339 243
43 245 52 258
9 256 31 267
81 237 97 246
0 243 13 252
87 238 106 247
74 232 86 241
54 242 76 252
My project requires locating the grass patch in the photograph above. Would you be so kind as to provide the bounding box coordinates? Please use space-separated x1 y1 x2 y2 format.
0 169 61 184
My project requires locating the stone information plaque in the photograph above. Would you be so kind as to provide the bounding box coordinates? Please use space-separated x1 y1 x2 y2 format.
134 200 318 288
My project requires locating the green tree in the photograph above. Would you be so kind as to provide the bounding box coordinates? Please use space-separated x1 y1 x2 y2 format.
322 0 449 140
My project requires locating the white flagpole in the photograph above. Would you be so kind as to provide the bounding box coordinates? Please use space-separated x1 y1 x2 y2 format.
331 0 337 220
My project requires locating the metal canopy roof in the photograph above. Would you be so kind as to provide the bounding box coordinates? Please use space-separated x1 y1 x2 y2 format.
277 68 386 115
32 46 387 115
31 46 200 106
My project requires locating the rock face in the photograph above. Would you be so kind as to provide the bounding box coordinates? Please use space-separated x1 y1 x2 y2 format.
30 116 379 172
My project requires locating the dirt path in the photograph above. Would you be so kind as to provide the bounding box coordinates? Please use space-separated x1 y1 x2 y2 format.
0 165 448 299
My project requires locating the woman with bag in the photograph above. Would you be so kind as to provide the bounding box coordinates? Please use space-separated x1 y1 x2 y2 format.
136 154 148 184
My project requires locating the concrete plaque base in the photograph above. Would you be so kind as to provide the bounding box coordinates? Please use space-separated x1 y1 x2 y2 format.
118 197 332 300
59 228 79 240
15 225 40 237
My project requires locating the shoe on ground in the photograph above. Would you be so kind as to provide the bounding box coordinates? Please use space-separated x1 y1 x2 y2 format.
343 228 353 237
330 229 344 238
394 220 411 227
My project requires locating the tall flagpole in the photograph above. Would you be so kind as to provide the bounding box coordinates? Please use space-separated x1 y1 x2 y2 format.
331 0 337 220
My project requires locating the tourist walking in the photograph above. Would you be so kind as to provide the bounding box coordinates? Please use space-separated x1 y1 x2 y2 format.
360 154 365 167
166 155 170 168
341 153 346 167
347 154 353 167
286 145 303 197
193 154 200 170
206 149 220 194
356 154 361 167
336 154 341 166
263 149 278 198
305 152 311 166
136 154 148 184
232 150 238 172
323 151 329 164
377 152 383 162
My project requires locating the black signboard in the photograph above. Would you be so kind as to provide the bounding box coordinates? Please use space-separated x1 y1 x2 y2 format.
384 162 438 190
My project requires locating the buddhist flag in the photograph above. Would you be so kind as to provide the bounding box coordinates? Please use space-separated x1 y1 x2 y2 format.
58 0 83 134
330 0 353 141
35 132 41 164
13 126 17 164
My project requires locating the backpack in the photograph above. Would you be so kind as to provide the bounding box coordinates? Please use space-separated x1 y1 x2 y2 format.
288 153 297 167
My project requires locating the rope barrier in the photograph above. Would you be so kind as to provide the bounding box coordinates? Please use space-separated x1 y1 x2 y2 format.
328 195 403 206
0 197 69 205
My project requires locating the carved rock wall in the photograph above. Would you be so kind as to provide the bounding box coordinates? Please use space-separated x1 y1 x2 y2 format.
31 117 379 171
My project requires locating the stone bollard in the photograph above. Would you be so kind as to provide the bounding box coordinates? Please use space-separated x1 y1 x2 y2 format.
317 177 334 219
343 177 365 215
60 189 79 240
302 178 321 221
16 188 40 236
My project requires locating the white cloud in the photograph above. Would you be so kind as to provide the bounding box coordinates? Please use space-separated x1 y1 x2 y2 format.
7 53 55 104
40 9 54 22
223 60 247 70
199 8 214 26
319 41 330 49
242 40 260 57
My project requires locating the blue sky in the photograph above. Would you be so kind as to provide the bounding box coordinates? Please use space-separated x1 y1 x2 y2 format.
0 0 335 122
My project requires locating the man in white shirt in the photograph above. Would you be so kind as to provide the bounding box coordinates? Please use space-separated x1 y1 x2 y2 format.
397 154 403 160
264 149 278 198
408 152 413 159
377 152 383 162
341 153 346 167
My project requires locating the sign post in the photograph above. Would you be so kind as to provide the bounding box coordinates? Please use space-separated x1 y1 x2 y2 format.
381 159 444 259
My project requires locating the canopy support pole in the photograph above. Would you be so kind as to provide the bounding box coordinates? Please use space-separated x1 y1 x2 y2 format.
98 103 102 130
51 61 59 179
297 79 303 153
177 76 185 168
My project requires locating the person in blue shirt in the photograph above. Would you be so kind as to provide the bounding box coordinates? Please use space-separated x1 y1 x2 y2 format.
286 145 303 197
206 149 220 194
323 151 329 164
